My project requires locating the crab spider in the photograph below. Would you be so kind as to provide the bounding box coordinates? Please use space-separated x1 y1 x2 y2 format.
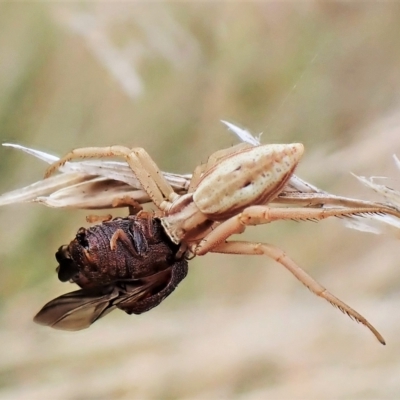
45 142 400 344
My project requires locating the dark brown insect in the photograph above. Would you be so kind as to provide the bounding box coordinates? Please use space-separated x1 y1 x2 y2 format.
34 213 188 330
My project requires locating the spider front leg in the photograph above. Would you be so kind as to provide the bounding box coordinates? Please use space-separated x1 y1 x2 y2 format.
195 203 400 255
188 143 253 192
44 146 178 210
239 204 400 225
211 240 385 345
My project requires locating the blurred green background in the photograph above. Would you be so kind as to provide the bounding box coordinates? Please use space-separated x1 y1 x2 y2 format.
1 2 400 399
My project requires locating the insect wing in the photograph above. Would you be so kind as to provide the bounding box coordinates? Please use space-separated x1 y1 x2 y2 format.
33 272 171 330
34 286 119 331
115 265 187 315
115 275 168 313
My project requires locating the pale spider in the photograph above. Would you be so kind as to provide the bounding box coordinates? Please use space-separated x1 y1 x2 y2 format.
45 142 400 344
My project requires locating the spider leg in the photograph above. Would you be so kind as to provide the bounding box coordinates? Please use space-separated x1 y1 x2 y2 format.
131 147 178 204
44 146 178 210
188 164 206 193
274 191 400 212
111 196 143 215
189 143 253 192
205 142 252 167
195 204 400 255
238 205 400 225
212 240 385 345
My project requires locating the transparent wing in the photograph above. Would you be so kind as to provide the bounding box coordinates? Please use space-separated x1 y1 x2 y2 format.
33 269 176 331
34 286 120 331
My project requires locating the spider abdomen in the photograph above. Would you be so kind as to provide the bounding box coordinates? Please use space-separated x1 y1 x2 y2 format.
193 143 304 219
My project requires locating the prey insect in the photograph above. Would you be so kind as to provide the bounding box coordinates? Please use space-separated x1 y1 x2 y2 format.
34 213 187 330
37 142 400 343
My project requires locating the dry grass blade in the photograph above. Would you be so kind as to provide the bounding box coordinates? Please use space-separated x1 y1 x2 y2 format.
0 143 190 209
